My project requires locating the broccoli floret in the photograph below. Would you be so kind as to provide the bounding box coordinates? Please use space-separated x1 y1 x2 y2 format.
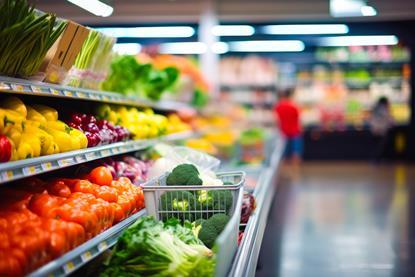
160 191 195 222
198 222 219 248
166 164 203 186
195 190 233 214
207 213 230 234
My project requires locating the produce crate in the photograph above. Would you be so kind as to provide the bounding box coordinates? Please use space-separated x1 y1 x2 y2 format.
142 171 245 277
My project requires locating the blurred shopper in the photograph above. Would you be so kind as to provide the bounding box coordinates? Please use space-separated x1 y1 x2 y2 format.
274 88 302 165
369 96 394 161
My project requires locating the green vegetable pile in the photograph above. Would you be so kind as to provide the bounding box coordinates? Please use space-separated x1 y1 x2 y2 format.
195 214 230 248
101 216 215 277
166 164 202 186
0 0 66 77
102 55 179 101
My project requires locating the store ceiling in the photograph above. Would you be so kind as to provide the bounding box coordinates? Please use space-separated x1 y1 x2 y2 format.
30 0 415 25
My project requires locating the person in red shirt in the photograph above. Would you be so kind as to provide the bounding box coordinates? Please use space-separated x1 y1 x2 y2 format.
274 88 302 164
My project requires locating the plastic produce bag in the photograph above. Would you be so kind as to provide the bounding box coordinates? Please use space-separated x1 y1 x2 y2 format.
147 144 221 183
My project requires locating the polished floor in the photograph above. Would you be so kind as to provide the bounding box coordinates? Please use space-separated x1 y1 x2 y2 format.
257 162 415 277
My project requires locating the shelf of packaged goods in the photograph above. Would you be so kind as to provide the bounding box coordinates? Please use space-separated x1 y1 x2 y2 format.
0 76 194 112
0 131 194 184
229 136 284 277
28 208 147 277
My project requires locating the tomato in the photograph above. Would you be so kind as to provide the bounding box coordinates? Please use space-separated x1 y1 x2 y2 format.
111 203 125 223
88 166 113 186
95 186 118 202
0 256 23 276
66 222 85 248
46 180 71 198
72 180 97 195
117 194 133 217
28 193 62 218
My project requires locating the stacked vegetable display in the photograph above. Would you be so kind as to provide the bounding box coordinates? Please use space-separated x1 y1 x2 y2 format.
0 97 88 161
100 156 153 185
0 166 144 276
0 0 66 77
102 55 180 101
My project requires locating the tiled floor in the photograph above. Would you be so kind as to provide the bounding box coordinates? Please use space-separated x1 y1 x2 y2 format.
256 162 415 277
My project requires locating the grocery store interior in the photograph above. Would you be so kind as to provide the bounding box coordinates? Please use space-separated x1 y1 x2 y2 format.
0 0 415 276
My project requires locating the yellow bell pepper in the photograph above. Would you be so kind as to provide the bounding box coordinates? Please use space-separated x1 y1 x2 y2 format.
17 143 34 160
0 96 27 118
45 142 60 155
20 133 41 157
0 109 24 134
46 120 69 132
27 106 47 125
5 126 22 146
68 128 88 149
46 128 74 152
22 126 53 155
32 104 58 121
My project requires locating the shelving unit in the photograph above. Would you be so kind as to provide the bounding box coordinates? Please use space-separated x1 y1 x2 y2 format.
0 76 195 112
0 131 194 184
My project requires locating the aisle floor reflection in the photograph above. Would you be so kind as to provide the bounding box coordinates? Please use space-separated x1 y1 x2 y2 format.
257 163 415 277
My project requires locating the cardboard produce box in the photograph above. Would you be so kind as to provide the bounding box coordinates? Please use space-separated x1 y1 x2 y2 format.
40 20 90 84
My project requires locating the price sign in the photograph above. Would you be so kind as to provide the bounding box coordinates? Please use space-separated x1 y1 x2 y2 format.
30 85 42 93
63 90 73 97
63 261 75 274
58 159 73 167
81 251 92 262
0 82 10 90
50 89 60 95
98 241 108 251
23 166 37 176
11 84 24 92
77 92 87 98
102 95 110 101
101 149 111 156
1 171 14 182
41 162 53 171
85 152 97 160
75 155 86 163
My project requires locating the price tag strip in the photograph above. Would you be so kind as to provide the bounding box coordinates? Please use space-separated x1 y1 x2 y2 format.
0 82 11 90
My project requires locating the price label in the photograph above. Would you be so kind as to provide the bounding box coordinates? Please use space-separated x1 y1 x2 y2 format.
0 82 10 90
63 90 73 97
98 241 108 251
11 84 24 92
112 148 119 154
77 91 87 98
101 149 111 156
1 171 14 182
50 89 60 95
75 155 86 163
23 166 37 176
58 159 73 167
63 261 75 274
85 152 97 160
41 162 53 171
81 251 92 262
30 85 42 93
102 95 110 101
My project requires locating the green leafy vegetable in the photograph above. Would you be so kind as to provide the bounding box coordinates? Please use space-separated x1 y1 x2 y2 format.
101 216 215 277
166 164 202 186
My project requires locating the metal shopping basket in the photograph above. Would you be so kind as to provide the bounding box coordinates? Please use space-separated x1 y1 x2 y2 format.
142 171 245 277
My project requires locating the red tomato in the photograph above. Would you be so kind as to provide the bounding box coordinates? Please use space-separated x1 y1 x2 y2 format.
28 193 62 218
95 186 118 202
46 180 72 198
88 166 113 186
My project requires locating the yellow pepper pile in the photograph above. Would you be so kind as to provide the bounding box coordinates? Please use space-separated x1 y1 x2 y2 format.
96 104 190 140
0 97 87 161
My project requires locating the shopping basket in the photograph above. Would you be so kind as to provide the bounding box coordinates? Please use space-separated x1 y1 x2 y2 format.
142 171 245 277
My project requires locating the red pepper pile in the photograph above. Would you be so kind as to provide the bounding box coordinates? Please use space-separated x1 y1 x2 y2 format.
0 166 144 276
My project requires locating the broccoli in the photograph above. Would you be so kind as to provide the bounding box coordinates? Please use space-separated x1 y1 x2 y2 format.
160 191 195 222
198 221 218 248
195 190 233 214
197 213 230 248
166 164 203 186
208 214 230 234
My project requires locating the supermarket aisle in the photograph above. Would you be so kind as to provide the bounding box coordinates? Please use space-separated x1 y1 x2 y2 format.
257 163 415 277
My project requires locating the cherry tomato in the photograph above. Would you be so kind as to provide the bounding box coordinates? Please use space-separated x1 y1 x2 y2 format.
88 166 113 186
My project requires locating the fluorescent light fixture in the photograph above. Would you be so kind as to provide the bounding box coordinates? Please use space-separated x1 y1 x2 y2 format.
330 0 378 17
361 5 377 16
263 24 349 35
94 26 195 38
67 0 113 17
159 42 207 54
212 25 255 36
229 40 305 52
319 35 398 46
211 42 229 54
113 43 141 55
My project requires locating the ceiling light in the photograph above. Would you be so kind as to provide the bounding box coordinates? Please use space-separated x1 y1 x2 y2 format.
229 40 305 52
212 25 255 36
159 42 207 54
319 35 398 46
95 26 195 38
113 43 141 55
263 24 349 35
361 5 377 16
67 0 113 17
211 42 229 54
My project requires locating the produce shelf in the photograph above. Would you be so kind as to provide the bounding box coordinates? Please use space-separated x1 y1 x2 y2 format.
228 135 285 277
0 131 194 184
28 209 147 277
0 76 194 112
